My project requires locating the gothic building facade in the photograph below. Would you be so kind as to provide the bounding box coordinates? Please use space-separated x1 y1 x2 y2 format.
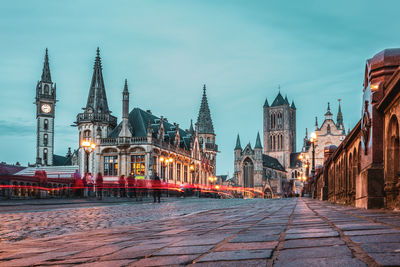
234 92 301 197
75 48 217 184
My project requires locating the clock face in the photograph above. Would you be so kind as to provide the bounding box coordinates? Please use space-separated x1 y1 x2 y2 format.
41 104 51 113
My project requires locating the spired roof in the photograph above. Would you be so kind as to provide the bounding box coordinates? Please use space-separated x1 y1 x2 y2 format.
264 97 269 107
262 154 285 171
254 132 262 149
108 108 192 150
85 48 110 114
41 48 52 83
197 85 215 134
291 100 296 109
235 134 242 150
53 154 73 166
271 92 286 107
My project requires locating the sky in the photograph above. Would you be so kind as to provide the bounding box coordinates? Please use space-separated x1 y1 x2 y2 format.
1 0 400 175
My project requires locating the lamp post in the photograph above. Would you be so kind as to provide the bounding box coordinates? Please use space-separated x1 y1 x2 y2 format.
81 140 96 175
310 132 317 177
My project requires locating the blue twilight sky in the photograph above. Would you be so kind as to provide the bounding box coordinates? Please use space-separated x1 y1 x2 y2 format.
0 0 400 175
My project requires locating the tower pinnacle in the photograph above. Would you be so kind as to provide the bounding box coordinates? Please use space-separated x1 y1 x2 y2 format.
41 48 52 83
197 84 214 134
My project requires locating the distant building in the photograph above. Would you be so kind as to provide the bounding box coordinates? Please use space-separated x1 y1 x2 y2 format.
302 102 346 169
234 92 302 197
75 48 217 185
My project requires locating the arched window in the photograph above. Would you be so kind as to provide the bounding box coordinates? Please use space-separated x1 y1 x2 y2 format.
270 114 273 128
207 137 210 143
281 135 284 150
44 84 49 95
44 134 48 146
44 119 48 130
43 148 48 165
270 136 273 150
273 136 276 151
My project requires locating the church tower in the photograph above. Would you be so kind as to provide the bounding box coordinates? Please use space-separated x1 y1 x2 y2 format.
35 48 56 166
197 84 217 184
75 48 117 175
263 91 296 169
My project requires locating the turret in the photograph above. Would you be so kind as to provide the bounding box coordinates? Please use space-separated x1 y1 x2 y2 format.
119 79 132 138
336 99 343 128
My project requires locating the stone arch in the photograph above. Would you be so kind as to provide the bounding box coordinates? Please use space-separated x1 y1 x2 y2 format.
242 157 254 189
263 184 274 198
386 115 400 186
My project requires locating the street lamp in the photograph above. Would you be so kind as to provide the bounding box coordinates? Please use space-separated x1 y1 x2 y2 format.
310 132 317 177
81 140 96 175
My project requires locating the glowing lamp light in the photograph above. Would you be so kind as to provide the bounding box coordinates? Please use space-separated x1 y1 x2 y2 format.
215 185 220 190
299 154 304 160
81 141 90 147
160 157 164 162
168 157 173 163
310 132 317 142
190 165 194 171
371 83 380 90
90 143 96 149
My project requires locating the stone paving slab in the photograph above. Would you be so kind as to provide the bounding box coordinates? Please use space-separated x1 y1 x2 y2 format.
1 198 400 266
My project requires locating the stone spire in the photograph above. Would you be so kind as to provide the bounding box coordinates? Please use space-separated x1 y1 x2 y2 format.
284 95 289 105
188 119 194 135
197 84 214 134
337 99 343 127
291 100 296 109
255 132 262 149
119 79 131 138
325 102 333 120
315 116 319 130
41 48 52 83
235 134 242 150
264 97 269 107
85 47 110 114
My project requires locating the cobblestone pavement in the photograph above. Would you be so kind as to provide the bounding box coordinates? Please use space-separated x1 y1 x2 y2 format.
1 198 400 266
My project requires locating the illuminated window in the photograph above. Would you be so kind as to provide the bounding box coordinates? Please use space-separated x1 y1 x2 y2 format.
184 165 188 182
177 163 181 181
104 156 118 176
43 148 48 165
130 155 145 176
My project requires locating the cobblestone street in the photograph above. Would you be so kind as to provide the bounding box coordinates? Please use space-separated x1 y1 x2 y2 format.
1 198 400 266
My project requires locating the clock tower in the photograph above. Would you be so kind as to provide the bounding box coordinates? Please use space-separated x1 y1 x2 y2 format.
35 48 56 166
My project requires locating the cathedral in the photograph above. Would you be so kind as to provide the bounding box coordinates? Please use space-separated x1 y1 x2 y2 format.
234 92 301 197
73 48 217 184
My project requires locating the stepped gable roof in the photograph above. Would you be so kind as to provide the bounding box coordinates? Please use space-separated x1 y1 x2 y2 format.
290 152 302 168
271 92 286 107
108 108 192 150
262 154 285 171
0 163 26 175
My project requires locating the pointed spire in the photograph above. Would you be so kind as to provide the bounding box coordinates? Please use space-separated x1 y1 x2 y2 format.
337 99 343 127
255 132 262 149
41 48 52 83
123 78 128 92
271 91 286 106
315 116 318 127
85 47 110 114
325 102 333 120
291 100 296 109
189 119 194 135
284 95 289 105
264 97 269 107
305 128 308 138
197 84 215 134
235 134 242 150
